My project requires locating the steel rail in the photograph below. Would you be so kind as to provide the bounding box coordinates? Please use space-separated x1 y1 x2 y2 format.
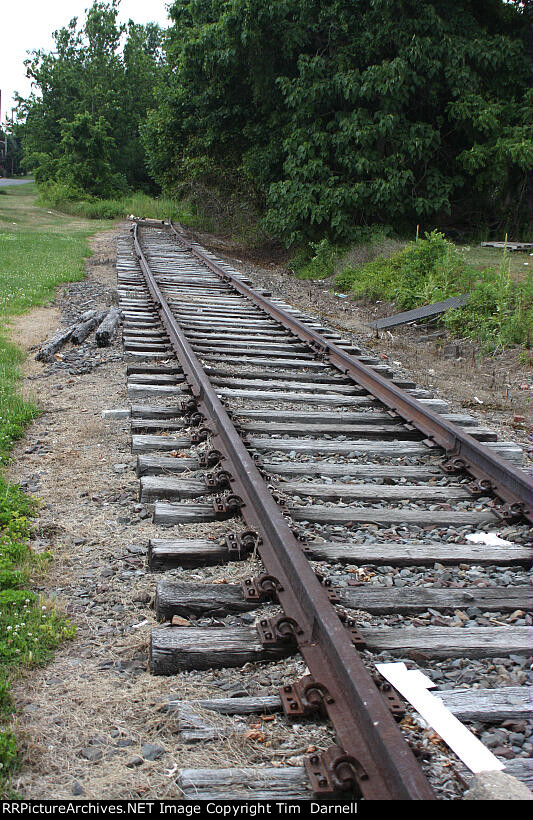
133 222 435 800
168 221 533 524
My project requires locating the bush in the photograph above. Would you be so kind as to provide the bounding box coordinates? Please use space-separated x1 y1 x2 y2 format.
290 226 393 281
289 238 341 280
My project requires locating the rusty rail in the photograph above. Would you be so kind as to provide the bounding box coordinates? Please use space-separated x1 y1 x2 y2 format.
133 222 434 800
168 221 533 524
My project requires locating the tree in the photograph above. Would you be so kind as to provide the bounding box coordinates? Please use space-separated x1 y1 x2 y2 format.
56 112 123 197
143 0 532 242
18 0 163 194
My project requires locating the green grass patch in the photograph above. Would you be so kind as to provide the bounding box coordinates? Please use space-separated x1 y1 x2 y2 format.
37 180 203 227
335 230 533 351
0 183 106 790
289 227 396 281
456 243 532 286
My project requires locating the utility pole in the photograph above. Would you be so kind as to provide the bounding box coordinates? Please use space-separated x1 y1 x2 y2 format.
10 108 15 176
6 108 15 176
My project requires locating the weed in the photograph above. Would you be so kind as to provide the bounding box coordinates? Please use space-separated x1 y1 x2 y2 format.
289 238 341 280
37 182 203 228
290 226 393 281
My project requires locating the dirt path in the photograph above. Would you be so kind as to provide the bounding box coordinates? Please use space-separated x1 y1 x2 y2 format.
7 226 190 799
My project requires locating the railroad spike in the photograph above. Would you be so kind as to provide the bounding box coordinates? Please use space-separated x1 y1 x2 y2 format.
212 494 244 517
468 477 495 497
205 470 232 491
198 449 222 468
492 500 525 521
190 426 211 444
222 530 259 560
305 745 364 797
280 675 334 719
258 615 303 647
182 398 198 415
241 573 283 602
440 455 466 474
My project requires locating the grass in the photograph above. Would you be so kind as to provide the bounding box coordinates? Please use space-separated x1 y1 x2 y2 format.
36 181 270 245
0 183 107 791
37 182 203 227
456 243 533 285
288 227 401 282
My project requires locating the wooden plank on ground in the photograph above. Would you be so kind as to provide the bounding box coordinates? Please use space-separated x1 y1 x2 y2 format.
306 540 531 566
148 538 226 570
163 696 283 716
481 241 533 251
155 581 257 620
147 536 531 569
136 455 200 476
131 420 186 434
140 476 206 502
164 686 532 724
263 461 442 479
128 373 183 384
243 422 422 439
154 581 532 619
339 585 532 613
132 435 191 453
437 686 532 723
254 438 522 466
131 404 183 419
370 295 470 330
502 759 533 790
251 438 429 455
290 503 496 528
245 421 496 441
278 481 471 502
152 500 496 528
127 385 185 400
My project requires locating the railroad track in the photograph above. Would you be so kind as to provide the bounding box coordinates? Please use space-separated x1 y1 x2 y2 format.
112 219 532 800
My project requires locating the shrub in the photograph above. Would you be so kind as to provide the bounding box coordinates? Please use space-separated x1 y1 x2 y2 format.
289 238 341 280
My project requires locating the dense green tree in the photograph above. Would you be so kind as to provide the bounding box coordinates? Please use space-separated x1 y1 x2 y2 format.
143 0 532 242
18 0 163 193
56 112 123 197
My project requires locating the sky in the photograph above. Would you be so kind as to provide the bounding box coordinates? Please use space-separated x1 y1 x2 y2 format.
0 0 171 125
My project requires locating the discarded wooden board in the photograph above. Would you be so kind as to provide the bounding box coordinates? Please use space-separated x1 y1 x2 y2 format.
370 294 470 330
481 241 533 252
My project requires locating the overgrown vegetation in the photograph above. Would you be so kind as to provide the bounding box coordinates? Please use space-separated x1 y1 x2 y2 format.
18 1 532 245
18 0 163 194
289 226 393 280
142 0 532 244
37 184 200 225
0 184 101 790
335 231 533 350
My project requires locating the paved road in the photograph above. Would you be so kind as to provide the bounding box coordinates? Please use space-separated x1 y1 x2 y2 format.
0 178 34 187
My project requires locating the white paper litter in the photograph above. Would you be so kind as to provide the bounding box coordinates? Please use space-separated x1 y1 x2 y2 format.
465 532 514 547
131 619 149 630
377 662 505 774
